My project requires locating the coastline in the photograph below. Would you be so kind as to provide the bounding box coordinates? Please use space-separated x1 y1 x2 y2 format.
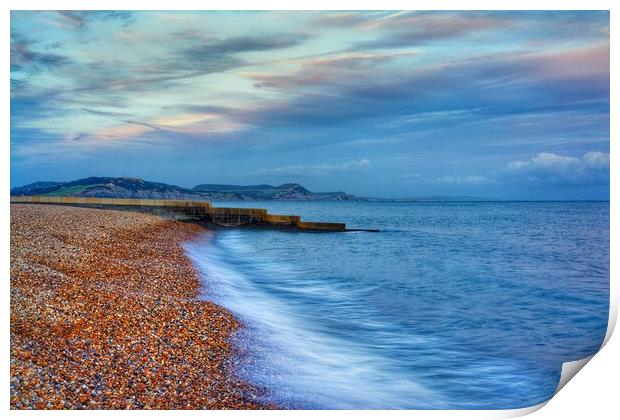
10 204 273 409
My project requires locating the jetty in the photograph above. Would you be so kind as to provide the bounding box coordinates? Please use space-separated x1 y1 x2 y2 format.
9 196 377 232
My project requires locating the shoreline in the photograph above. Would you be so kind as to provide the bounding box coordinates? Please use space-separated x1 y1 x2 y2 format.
10 204 273 409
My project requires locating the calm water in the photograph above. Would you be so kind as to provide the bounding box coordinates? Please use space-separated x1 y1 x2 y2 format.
183 201 609 409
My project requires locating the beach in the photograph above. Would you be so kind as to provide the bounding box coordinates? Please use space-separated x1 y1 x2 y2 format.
10 204 271 409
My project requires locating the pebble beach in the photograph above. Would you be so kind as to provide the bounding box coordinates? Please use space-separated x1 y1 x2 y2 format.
10 204 272 409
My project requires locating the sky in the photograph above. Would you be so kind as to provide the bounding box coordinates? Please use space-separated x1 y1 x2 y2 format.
10 11 610 199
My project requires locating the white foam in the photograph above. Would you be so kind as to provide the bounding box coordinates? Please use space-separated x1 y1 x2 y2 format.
183 231 444 409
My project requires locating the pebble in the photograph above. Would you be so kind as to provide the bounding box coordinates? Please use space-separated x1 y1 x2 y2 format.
10 204 274 409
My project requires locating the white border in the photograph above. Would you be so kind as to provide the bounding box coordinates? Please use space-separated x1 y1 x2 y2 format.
3 1 616 419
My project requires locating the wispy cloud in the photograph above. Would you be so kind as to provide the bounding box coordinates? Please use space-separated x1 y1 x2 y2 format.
230 43 609 134
251 159 371 177
353 12 511 49
55 11 134 29
432 175 492 185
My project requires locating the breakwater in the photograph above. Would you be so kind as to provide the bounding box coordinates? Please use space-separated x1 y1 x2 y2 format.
9 196 356 232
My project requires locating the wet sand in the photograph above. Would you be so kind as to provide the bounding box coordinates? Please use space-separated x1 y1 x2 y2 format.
10 204 273 409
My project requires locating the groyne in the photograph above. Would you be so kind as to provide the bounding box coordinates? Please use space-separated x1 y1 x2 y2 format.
9 196 363 232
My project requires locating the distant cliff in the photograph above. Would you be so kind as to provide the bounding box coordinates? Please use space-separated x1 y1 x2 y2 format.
10 177 358 201
193 183 355 201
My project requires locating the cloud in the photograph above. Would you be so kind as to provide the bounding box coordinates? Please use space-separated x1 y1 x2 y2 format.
252 159 371 177
187 33 310 55
316 11 608 51
237 43 609 132
13 31 311 107
312 11 386 27
315 11 520 49
179 33 310 69
64 111 249 145
354 12 510 49
432 175 492 185
505 151 609 185
10 33 69 72
56 11 134 29
250 51 416 89
9 9 610 190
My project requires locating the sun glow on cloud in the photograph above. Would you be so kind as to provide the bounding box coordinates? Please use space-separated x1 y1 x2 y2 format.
10 11 610 199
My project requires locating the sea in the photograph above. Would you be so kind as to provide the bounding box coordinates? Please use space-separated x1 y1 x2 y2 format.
183 201 609 409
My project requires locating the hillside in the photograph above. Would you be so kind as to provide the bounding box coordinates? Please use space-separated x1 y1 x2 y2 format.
10 177 358 201
193 183 355 201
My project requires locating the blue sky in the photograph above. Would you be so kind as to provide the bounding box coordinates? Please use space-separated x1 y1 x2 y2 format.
10 11 609 199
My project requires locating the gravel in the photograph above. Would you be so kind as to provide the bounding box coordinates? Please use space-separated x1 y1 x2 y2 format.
10 204 273 409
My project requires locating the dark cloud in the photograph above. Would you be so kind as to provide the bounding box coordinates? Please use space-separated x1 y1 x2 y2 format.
80 108 128 117
244 44 609 131
206 33 309 54
180 33 310 66
56 11 135 29
11 33 69 73
123 120 166 132
25 32 312 99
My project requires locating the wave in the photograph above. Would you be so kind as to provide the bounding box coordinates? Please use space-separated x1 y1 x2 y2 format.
183 230 444 409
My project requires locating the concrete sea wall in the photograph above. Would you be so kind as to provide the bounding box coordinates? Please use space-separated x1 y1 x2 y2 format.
10 196 347 232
